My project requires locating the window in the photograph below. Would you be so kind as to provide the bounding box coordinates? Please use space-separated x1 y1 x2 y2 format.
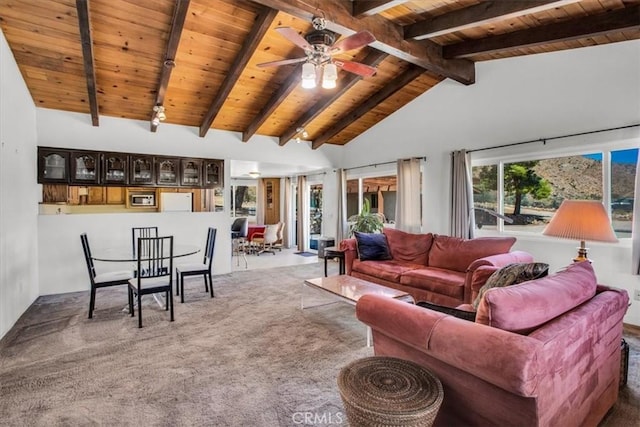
230 184 257 219
472 148 638 237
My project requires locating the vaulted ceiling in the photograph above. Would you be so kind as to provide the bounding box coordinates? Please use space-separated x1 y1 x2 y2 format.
1 0 638 149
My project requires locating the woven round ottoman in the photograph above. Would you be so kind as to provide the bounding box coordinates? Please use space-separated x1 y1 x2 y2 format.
337 356 443 427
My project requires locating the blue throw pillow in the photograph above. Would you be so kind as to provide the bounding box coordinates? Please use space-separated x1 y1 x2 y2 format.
354 231 392 261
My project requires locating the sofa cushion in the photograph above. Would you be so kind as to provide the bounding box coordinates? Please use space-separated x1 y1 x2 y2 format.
472 262 550 309
400 267 466 300
352 259 424 282
354 231 392 261
475 261 598 334
383 228 433 265
428 235 516 272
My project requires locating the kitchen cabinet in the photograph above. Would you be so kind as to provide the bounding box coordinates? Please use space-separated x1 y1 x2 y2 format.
203 159 223 187
181 159 202 186
106 187 125 204
130 155 155 186
156 157 180 186
70 151 100 184
102 153 129 185
38 148 69 183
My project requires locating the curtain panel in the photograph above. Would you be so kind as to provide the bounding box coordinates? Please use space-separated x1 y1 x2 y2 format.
450 149 475 239
395 158 422 233
296 175 308 252
632 155 640 274
336 169 348 243
256 178 265 225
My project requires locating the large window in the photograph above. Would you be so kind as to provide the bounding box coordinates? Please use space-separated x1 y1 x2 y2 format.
347 175 397 224
230 184 257 219
472 148 638 237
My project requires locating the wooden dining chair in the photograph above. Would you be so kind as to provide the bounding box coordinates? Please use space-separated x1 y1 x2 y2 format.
176 227 217 303
80 233 132 319
128 235 174 328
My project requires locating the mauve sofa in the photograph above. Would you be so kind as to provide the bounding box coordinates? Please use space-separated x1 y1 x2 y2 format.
340 228 533 307
356 261 629 427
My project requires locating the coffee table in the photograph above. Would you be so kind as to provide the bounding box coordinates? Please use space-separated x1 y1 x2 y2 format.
302 275 415 346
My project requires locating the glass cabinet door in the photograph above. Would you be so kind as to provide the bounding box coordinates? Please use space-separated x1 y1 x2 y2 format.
204 160 223 187
130 155 154 185
102 153 128 185
38 148 69 183
70 151 100 184
156 157 180 186
181 159 202 186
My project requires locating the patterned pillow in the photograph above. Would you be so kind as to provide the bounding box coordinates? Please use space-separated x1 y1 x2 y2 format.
472 262 550 310
354 231 392 261
416 301 476 322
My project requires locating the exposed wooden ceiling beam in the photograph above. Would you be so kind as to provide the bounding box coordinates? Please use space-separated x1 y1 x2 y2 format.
405 0 577 40
151 0 190 133
279 50 389 146
75 0 99 126
311 65 423 149
242 64 302 142
246 0 475 85
352 0 409 18
199 7 278 137
444 5 640 59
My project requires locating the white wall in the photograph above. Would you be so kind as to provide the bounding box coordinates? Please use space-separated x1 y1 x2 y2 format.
336 40 640 325
0 32 39 339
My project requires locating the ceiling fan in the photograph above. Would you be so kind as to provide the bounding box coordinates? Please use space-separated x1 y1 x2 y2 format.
257 16 377 88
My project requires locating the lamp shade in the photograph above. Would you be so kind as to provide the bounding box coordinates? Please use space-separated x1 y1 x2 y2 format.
542 200 618 243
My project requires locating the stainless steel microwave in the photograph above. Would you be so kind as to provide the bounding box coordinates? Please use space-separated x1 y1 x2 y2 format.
130 194 156 207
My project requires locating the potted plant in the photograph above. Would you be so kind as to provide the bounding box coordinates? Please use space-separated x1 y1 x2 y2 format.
348 198 384 236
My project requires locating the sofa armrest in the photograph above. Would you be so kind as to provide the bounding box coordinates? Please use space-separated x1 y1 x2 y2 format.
356 294 542 397
339 238 357 275
463 250 534 303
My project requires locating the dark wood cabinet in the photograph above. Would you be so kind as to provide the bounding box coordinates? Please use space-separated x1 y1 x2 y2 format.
156 157 180 186
130 155 155 186
38 146 222 189
181 159 202 186
70 151 100 184
38 148 69 183
102 152 129 185
203 159 223 187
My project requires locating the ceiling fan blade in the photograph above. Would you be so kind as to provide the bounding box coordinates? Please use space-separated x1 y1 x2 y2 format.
257 57 307 68
333 59 377 77
331 31 376 54
275 27 311 51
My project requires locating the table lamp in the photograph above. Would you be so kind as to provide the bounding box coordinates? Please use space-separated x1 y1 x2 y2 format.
542 200 618 262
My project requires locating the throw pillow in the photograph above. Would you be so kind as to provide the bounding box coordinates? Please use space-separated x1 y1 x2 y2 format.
354 231 392 261
416 301 476 322
472 262 550 310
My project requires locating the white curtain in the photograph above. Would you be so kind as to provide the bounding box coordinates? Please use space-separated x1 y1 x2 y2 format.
395 158 422 233
450 149 475 238
631 155 640 274
336 169 348 243
296 175 309 252
283 177 292 248
256 178 265 225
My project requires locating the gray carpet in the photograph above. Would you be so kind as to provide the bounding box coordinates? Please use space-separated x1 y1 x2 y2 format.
0 262 638 426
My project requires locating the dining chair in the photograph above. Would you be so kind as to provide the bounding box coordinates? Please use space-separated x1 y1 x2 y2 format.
273 221 285 251
128 236 174 328
175 227 217 303
252 223 279 255
231 217 248 268
131 226 158 257
80 233 132 319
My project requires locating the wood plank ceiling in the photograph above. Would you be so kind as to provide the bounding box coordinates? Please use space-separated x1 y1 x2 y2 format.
1 0 638 148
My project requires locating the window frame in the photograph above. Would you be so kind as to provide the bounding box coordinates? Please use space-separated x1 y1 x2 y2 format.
471 143 638 239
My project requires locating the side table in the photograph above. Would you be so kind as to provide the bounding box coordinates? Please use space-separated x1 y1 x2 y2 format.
323 246 345 277
338 356 443 427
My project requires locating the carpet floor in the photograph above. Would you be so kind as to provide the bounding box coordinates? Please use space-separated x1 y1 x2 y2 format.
0 263 638 426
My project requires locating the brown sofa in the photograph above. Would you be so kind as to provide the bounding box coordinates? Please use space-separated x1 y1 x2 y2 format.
356 261 629 426
339 228 533 307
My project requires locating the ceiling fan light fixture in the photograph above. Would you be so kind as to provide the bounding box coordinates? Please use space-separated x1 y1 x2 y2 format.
321 63 337 89
301 62 317 89
152 105 166 126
